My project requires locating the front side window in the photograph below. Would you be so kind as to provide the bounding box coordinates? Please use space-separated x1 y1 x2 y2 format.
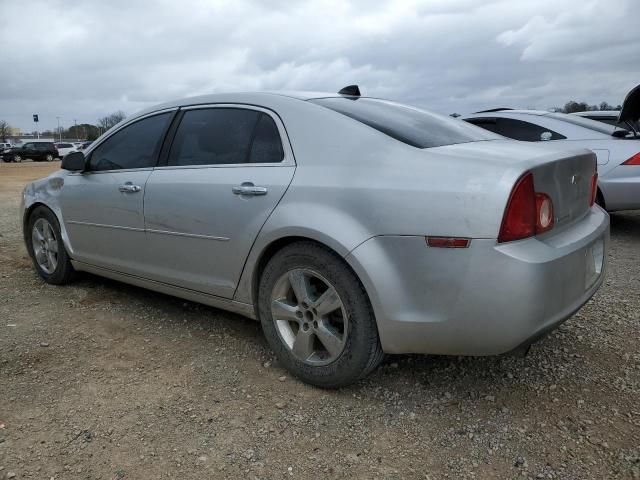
310 97 500 148
89 113 171 171
168 108 284 166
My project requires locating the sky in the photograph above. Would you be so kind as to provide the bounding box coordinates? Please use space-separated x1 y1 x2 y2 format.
1 0 639 132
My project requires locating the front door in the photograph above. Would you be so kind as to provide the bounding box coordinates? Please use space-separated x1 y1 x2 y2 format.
59 111 174 276
143 106 295 298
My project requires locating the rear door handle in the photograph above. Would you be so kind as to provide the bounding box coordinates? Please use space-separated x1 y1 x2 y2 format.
119 183 141 193
232 182 268 196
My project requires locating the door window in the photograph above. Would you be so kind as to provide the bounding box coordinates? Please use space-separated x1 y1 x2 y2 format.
248 113 284 163
88 112 172 171
167 108 284 166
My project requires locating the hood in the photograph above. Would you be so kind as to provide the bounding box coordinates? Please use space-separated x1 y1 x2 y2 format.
619 83 640 124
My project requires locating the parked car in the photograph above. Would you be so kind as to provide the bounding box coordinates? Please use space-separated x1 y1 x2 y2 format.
571 110 640 131
1 141 59 162
79 141 93 150
463 86 640 212
21 87 608 387
1 142 12 151
54 142 78 157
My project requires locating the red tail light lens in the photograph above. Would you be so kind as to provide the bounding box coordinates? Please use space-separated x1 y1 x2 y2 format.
589 172 598 207
498 172 536 243
622 152 640 165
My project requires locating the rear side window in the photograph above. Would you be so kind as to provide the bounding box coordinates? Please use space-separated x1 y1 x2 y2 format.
249 114 284 163
310 97 499 148
466 117 566 141
168 108 284 166
89 113 171 171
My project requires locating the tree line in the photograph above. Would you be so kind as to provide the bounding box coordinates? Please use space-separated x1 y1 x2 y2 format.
0 111 126 142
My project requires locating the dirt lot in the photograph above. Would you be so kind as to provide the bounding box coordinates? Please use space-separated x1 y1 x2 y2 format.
0 161 638 479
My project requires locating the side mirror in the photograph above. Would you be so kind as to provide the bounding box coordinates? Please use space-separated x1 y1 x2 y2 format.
61 151 86 171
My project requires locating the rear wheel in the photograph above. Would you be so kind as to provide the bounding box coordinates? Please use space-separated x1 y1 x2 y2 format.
26 206 75 284
596 189 606 210
258 241 383 388
45 153 54 162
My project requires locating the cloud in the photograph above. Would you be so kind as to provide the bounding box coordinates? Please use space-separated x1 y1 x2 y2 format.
0 0 638 131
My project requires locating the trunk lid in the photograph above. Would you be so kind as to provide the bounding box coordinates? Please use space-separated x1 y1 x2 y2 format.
619 83 640 125
529 151 595 232
430 139 596 234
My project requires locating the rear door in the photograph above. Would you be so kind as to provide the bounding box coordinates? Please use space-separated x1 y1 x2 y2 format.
143 105 295 298
59 111 174 275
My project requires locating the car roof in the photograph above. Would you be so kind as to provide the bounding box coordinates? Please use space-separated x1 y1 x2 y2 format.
571 111 619 117
120 90 364 128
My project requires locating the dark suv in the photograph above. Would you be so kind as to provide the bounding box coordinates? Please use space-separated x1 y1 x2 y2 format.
0 142 59 163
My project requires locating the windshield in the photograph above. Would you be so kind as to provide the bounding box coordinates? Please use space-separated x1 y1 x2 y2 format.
310 97 500 148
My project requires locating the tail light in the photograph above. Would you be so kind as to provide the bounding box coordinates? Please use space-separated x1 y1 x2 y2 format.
622 152 640 165
498 172 555 243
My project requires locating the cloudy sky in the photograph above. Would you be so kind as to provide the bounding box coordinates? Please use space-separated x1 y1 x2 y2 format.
1 0 639 132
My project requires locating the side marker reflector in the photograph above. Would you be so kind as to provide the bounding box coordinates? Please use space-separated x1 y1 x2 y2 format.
426 237 471 248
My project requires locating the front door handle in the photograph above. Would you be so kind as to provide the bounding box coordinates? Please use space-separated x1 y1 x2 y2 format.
119 183 141 193
232 182 268 196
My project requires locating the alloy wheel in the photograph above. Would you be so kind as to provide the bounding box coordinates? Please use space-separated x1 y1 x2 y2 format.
31 218 59 274
271 268 349 366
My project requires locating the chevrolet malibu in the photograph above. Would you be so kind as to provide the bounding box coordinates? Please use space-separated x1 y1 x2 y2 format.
21 86 609 387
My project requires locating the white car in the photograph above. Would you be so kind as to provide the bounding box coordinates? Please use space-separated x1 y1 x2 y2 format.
463 85 640 212
54 143 78 157
1 142 12 151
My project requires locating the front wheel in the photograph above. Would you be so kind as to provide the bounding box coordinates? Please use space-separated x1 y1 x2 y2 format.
13 154 21 163
26 206 75 284
258 241 383 388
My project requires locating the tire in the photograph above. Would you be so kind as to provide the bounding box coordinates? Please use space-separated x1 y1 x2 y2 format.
258 241 384 388
25 206 75 285
596 189 606 210
13 154 21 163
45 153 54 162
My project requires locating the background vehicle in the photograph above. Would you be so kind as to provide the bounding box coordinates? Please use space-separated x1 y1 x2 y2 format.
571 110 640 131
0 142 12 151
54 142 78 157
1 141 59 162
463 110 640 212
21 88 608 387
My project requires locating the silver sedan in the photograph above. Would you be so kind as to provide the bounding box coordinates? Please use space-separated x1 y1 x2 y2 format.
21 86 609 387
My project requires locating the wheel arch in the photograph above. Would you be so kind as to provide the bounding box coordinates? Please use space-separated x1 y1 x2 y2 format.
22 201 72 257
237 233 374 320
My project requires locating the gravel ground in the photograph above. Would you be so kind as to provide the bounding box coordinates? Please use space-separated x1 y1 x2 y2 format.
0 161 639 479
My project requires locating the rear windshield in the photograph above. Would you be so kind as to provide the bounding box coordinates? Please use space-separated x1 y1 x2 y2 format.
310 97 500 148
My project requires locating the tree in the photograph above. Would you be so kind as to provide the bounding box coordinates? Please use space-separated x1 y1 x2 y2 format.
599 101 613 111
97 111 126 132
65 123 100 140
563 101 593 113
0 120 10 142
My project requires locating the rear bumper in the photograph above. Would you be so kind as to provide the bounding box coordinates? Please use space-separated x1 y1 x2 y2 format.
599 165 640 211
346 207 609 355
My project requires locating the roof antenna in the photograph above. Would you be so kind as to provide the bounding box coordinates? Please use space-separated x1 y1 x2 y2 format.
338 85 361 96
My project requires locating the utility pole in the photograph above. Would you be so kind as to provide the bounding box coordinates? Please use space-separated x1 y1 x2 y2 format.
33 114 39 139
73 119 77 140
56 116 61 142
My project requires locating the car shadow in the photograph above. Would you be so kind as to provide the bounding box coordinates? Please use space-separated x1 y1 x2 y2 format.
609 210 640 237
